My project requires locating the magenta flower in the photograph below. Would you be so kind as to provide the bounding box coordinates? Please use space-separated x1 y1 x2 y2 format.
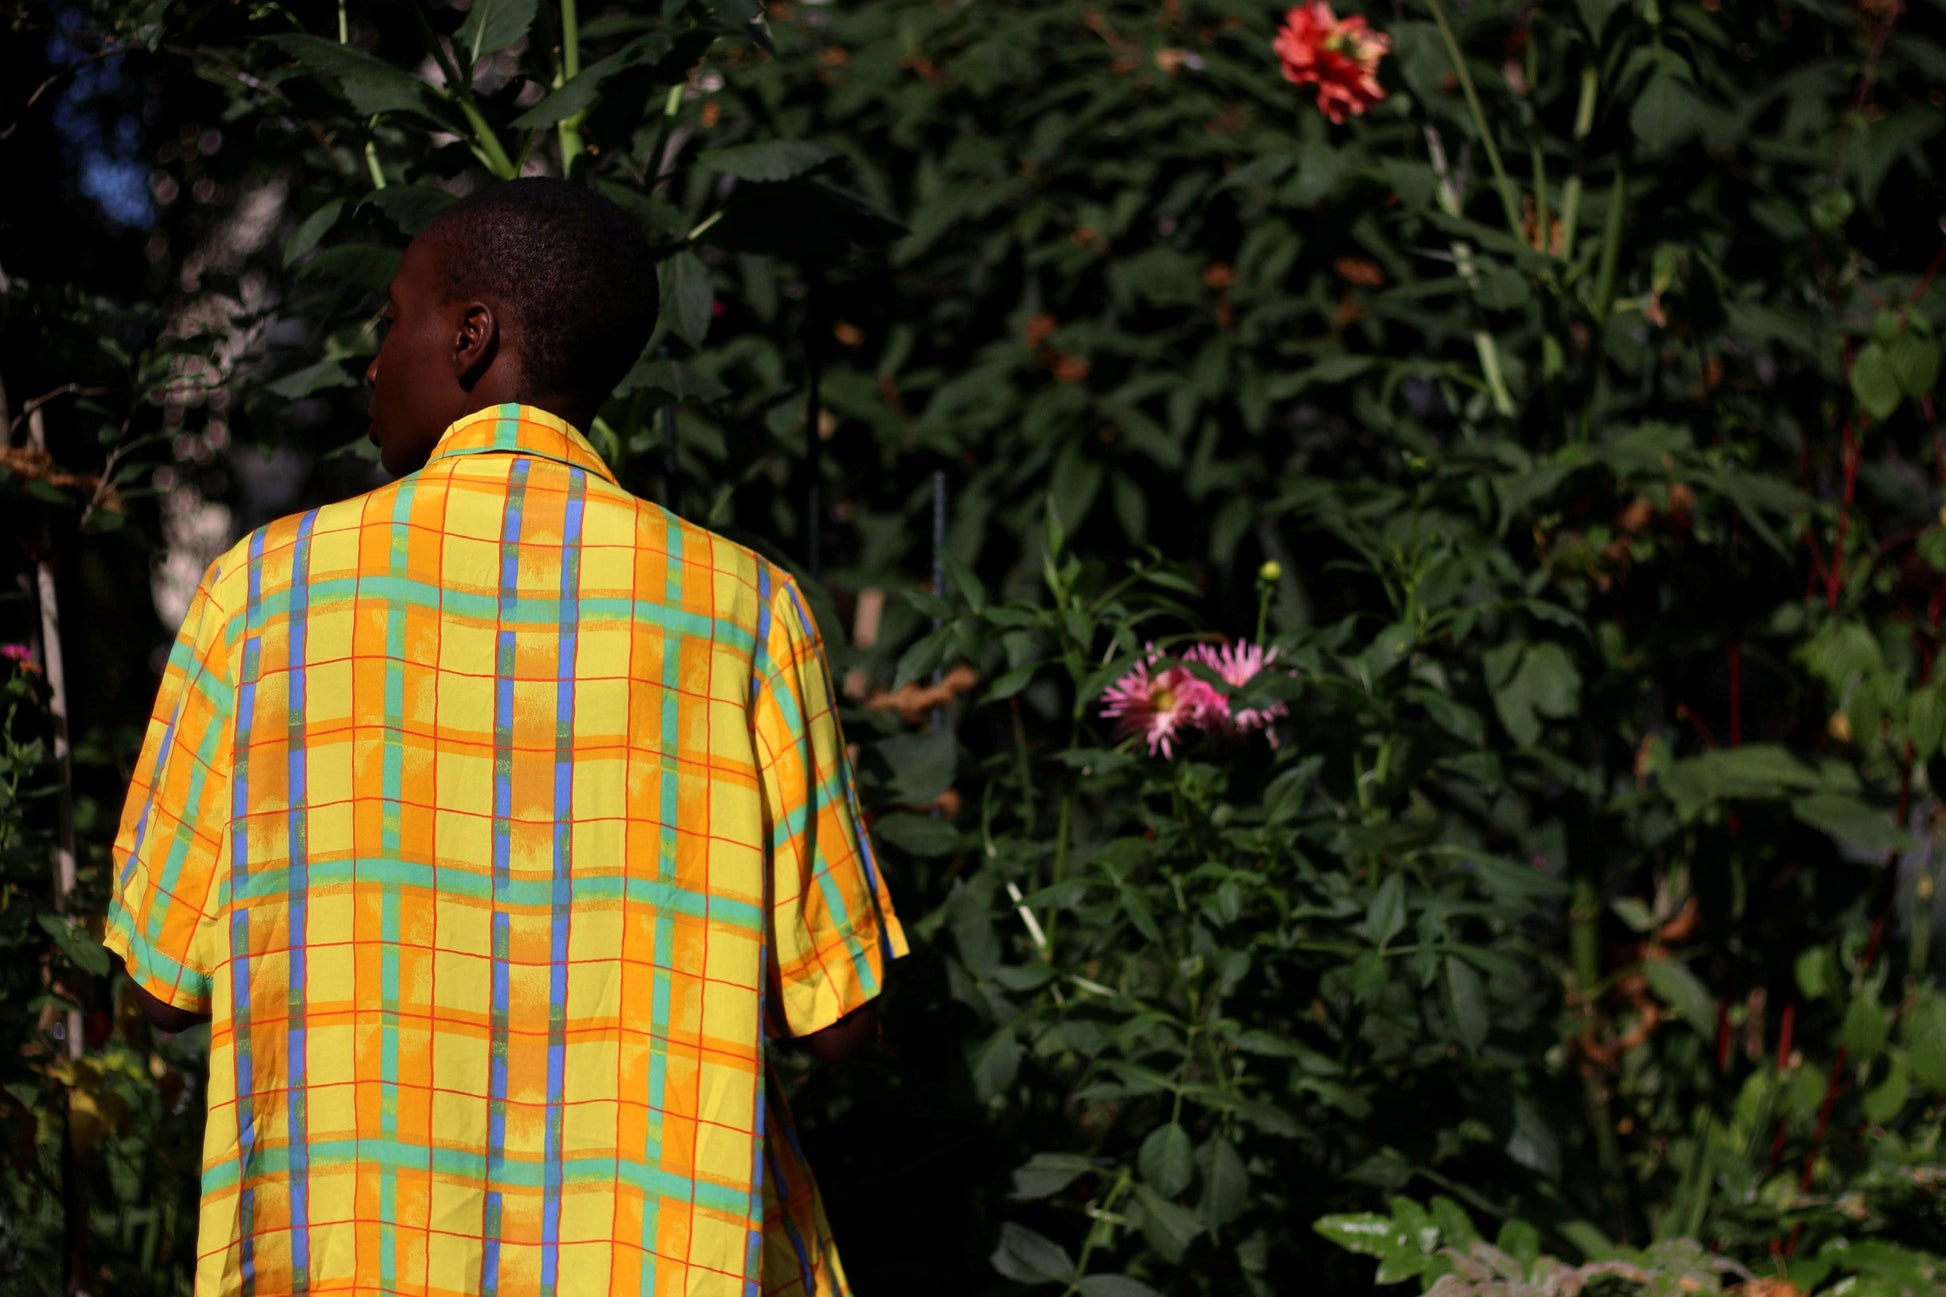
1 644 33 666
1100 647 1225 757
1101 639 1295 756
1186 641 1290 737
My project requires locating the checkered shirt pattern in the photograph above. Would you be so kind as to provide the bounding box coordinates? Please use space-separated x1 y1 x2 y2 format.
104 404 906 1297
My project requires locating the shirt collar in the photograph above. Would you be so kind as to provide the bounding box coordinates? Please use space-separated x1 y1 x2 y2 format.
423 403 617 483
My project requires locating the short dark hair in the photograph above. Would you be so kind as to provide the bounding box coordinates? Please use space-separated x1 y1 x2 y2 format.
421 177 656 410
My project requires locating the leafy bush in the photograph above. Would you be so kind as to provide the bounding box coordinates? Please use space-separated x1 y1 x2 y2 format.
5 0 1946 1293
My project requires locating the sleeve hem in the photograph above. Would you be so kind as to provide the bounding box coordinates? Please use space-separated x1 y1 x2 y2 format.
103 920 213 1015
776 911 910 1039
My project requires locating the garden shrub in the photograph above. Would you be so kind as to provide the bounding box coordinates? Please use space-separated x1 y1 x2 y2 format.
4 0 1946 1293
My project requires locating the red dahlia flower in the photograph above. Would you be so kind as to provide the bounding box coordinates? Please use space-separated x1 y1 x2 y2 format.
1274 3 1390 125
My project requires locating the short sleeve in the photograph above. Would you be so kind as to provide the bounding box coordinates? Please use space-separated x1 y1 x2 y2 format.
103 564 236 1014
751 573 908 1039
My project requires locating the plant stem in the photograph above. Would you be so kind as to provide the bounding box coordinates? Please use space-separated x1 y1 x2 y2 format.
26 408 80 1064
459 97 518 178
1424 0 1526 243
645 83 684 193
1045 789 1072 948
1523 19 1548 249
1558 65 1598 264
556 0 585 173
1573 167 1630 442
1059 1168 1133 1296
1473 329 1515 415
406 0 466 92
1425 125 1518 418
1591 168 1628 323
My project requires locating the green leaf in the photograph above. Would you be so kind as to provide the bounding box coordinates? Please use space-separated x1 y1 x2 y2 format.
611 356 729 406
989 1222 1077 1284
1642 958 1717 1041
871 813 958 857
1850 341 1904 420
1078 1277 1164 1297
1199 1138 1248 1228
1629 69 1699 151
1809 188 1855 233
266 34 440 120
454 0 538 64
1576 0 1627 37
38 914 111 976
1476 266 1530 311
365 184 457 236
1428 1196 1478 1248
1863 1054 1910 1123
1444 956 1488 1052
1487 642 1580 747
1889 330 1941 399
1357 622 1414 685
1792 792 1915 854
969 1026 1021 1101
1132 1185 1201 1263
1795 945 1838 1001
511 33 676 129
866 730 956 805
696 140 839 182
283 198 345 266
1909 684 1946 760
1363 873 1406 948
263 359 361 401
1138 1122 1194 1197
658 250 712 346
1010 1152 1097 1200
1610 897 1658 933
1904 995 1946 1091
1840 996 1891 1060
299 243 402 294
1314 1210 1423 1282
706 0 765 28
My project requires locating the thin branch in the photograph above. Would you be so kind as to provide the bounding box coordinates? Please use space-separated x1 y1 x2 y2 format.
0 45 128 141
8 384 107 440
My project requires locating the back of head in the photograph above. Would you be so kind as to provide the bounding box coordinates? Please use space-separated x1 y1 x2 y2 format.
421 177 656 417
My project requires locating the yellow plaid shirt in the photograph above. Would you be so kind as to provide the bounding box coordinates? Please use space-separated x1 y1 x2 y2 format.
105 404 906 1297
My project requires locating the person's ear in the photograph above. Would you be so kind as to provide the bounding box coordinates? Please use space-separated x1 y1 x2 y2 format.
452 301 499 390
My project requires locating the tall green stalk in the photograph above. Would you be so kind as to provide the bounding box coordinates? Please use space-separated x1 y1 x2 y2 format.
1558 65 1599 264
1424 0 1526 244
556 0 586 172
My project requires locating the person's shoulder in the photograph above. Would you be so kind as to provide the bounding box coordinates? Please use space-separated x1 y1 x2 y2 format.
619 495 797 606
200 481 408 609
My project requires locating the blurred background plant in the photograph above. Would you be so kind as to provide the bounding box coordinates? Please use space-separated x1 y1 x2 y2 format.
4 0 1946 1293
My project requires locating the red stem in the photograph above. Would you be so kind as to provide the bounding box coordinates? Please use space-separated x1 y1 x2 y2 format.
1676 701 1719 748
1825 420 1863 610
1913 241 1946 305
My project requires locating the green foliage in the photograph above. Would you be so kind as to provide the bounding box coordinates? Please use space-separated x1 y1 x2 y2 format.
7 0 1946 1292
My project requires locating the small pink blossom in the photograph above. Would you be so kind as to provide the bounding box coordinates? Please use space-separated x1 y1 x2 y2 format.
1101 639 1295 756
1 644 34 666
1100 647 1225 757
1186 640 1290 737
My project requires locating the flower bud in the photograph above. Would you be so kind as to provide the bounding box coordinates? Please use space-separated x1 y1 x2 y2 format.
1258 560 1283 584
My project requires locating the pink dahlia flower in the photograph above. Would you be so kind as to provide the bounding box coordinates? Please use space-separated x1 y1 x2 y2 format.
1100 648 1225 757
1274 3 1390 125
1186 640 1290 737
